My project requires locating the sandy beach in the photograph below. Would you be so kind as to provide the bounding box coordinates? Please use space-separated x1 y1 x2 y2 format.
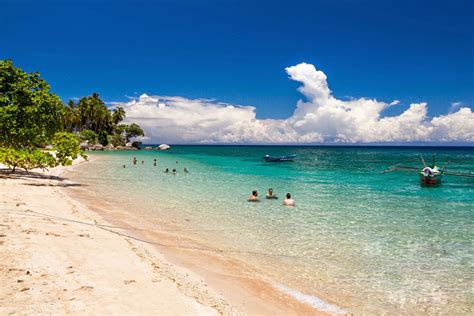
0 158 328 315
0 159 236 315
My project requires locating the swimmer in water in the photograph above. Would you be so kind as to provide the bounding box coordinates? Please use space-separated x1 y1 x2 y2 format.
123 164 126 168
248 190 259 202
172 168 177 174
141 160 144 165
184 167 189 173
164 168 169 173
266 188 278 199
283 193 295 206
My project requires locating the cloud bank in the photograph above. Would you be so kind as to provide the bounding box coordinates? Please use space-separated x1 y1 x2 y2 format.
117 62 474 144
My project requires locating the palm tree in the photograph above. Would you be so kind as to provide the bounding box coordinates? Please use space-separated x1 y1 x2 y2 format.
112 107 126 125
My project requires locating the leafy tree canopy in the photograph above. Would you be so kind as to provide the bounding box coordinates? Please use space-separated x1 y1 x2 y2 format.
116 123 145 143
0 59 63 148
80 129 98 144
0 132 86 172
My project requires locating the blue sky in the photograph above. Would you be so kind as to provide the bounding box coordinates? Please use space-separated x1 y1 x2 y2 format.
2 0 472 121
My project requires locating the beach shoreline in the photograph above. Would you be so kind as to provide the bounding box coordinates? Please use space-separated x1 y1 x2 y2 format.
0 158 234 315
0 157 331 315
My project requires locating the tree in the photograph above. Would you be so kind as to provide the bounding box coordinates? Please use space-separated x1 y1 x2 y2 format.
112 107 126 125
0 59 64 148
109 134 125 147
75 93 113 133
80 130 98 144
0 132 86 173
61 93 143 148
115 123 144 143
62 100 79 132
52 132 86 166
98 130 108 146
127 123 144 139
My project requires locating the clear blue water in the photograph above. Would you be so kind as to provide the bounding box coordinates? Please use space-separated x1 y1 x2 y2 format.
69 146 474 315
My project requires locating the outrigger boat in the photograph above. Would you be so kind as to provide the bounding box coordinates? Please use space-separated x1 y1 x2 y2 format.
380 155 474 185
263 154 296 162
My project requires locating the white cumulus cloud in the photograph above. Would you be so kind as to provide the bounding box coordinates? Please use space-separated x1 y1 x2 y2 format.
116 62 474 144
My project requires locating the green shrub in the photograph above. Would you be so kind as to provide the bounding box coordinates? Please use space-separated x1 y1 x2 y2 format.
53 132 87 166
0 132 86 172
98 130 109 146
109 133 125 147
80 129 98 144
0 147 55 172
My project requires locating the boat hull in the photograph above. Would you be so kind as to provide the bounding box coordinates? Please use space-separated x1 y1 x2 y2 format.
419 173 443 185
263 155 296 162
264 157 295 162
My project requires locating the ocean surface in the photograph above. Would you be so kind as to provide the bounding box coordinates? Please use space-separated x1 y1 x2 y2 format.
67 146 473 315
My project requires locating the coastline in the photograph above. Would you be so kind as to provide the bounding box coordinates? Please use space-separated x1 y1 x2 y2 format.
0 157 334 315
0 158 232 315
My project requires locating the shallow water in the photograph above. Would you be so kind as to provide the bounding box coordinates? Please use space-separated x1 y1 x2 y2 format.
68 146 474 315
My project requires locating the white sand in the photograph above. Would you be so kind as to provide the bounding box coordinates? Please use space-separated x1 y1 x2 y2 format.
0 160 236 315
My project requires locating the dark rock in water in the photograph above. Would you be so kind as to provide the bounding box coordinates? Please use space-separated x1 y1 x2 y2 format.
131 141 142 150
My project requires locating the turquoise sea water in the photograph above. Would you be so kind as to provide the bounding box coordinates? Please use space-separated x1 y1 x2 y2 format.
69 146 473 315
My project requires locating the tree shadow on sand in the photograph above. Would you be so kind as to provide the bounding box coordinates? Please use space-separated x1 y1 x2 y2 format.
0 168 86 187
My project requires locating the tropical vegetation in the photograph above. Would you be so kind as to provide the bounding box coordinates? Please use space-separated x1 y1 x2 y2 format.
62 92 143 147
0 59 144 172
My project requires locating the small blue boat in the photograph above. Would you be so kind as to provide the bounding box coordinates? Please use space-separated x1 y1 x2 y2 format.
263 154 296 162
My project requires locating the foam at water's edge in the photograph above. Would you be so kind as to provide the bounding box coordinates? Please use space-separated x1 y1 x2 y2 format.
273 283 347 315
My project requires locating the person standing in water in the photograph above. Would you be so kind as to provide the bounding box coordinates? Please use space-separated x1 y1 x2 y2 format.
266 188 278 199
164 168 169 173
248 190 259 202
184 167 189 173
153 159 157 166
133 157 137 165
283 193 295 206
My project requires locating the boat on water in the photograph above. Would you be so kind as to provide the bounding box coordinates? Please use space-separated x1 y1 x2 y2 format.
419 165 443 185
263 154 296 162
380 155 474 186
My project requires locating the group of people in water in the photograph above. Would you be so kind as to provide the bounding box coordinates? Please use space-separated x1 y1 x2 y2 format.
248 188 295 206
124 157 189 174
125 157 294 206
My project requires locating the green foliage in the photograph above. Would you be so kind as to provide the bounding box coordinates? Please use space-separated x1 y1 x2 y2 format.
0 59 144 174
116 123 145 142
0 132 86 172
109 133 125 147
0 147 23 172
62 93 143 147
127 123 145 140
0 59 64 148
98 130 108 146
53 132 86 166
80 129 98 144
112 107 126 125
62 93 116 134
0 147 56 172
